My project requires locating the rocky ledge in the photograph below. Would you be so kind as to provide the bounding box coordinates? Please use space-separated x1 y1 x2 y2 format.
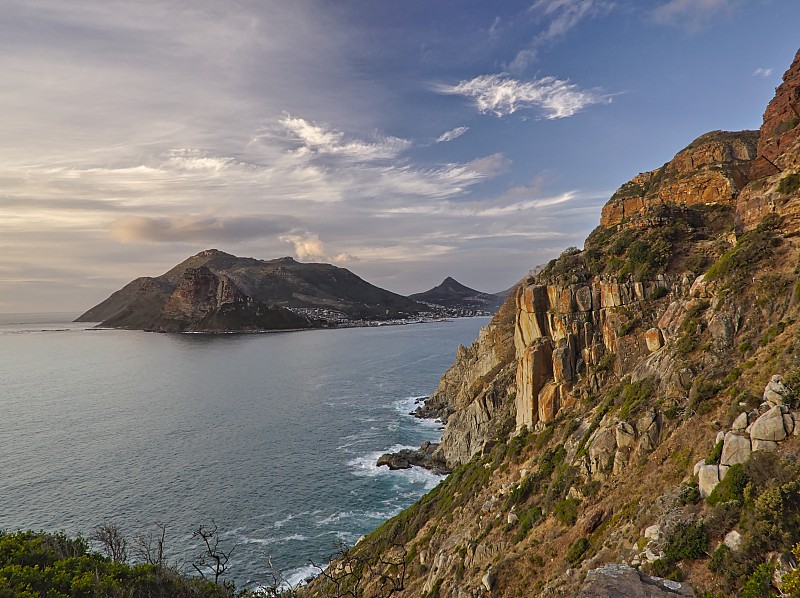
376 441 451 476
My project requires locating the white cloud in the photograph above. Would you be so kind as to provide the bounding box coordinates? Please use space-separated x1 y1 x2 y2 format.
753 67 774 78
510 0 615 73
436 126 470 143
651 0 740 29
438 74 610 119
279 115 411 161
280 232 354 263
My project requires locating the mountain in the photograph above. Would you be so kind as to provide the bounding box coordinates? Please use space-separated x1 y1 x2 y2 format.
409 276 506 312
303 48 800 597
77 249 426 330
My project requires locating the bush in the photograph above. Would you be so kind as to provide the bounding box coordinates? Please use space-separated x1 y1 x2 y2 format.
617 378 655 419
707 463 748 506
778 173 800 195
649 558 683 581
663 521 707 562
553 498 581 527
566 537 591 566
741 563 777 598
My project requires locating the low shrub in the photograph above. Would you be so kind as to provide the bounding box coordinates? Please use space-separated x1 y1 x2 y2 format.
553 498 581 527
566 537 591 566
707 463 748 506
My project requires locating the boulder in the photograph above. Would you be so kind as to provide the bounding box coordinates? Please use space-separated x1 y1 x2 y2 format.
732 412 749 431
577 563 695 597
482 566 496 592
644 328 664 352
725 530 743 552
589 428 618 474
698 464 722 498
616 421 637 449
752 438 779 452
750 405 790 441
644 524 661 542
575 286 593 311
720 432 751 467
764 374 791 407
693 459 706 477
507 511 518 525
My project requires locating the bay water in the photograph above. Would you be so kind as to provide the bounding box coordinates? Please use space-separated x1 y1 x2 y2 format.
0 313 488 589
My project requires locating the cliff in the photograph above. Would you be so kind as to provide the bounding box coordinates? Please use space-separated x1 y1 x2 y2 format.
304 48 800 597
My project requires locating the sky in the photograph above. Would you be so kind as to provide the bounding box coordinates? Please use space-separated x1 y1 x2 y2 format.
2 0 799 313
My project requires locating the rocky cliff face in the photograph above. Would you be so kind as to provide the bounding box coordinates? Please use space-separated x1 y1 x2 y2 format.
305 48 800 598
600 130 757 228
737 49 800 232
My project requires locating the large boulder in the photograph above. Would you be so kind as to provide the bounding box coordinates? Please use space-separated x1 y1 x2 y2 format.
720 432 751 467
750 405 792 442
577 563 695 597
764 374 791 407
698 464 723 498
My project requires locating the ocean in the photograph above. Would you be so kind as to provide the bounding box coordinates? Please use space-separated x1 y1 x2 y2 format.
0 313 488 590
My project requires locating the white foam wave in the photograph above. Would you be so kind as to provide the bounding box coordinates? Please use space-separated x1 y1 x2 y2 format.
346 445 416 478
239 533 308 546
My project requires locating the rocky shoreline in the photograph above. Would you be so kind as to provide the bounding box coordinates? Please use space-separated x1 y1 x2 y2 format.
376 397 452 475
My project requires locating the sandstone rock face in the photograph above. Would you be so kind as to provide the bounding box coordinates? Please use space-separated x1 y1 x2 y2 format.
421 296 517 468
577 563 695 597
514 277 673 429
737 49 800 232
600 130 757 228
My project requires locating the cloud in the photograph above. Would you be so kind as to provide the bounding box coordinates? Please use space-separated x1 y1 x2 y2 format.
279 115 411 161
651 0 740 29
280 232 354 263
436 126 470 143
108 214 298 243
464 153 511 177
437 74 610 118
510 0 615 73
753 67 774 78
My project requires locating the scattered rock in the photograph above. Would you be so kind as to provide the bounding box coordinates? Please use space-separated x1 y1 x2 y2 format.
693 459 706 477
644 524 661 542
724 530 743 552
482 566 496 592
507 511 518 525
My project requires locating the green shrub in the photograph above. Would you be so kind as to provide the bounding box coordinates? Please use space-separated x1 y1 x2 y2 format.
707 463 748 506
741 563 777 598
677 483 701 506
617 378 655 419
778 173 800 195
553 498 581 527
652 286 670 299
663 521 707 562
649 558 682 581
566 537 591 566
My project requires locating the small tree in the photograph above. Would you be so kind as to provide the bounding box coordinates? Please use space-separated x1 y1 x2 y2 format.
133 523 167 567
192 520 236 585
91 522 128 563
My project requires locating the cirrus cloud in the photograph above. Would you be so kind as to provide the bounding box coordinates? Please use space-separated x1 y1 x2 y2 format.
437 74 611 119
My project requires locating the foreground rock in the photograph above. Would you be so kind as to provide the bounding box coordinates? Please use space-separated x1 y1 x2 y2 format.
376 441 450 475
577 564 695 597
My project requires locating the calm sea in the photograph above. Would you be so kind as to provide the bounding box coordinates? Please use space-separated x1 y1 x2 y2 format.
0 313 488 589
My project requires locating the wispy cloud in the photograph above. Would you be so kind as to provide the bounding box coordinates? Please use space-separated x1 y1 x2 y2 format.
279 116 411 161
108 214 298 243
436 126 470 143
510 0 615 73
651 0 741 30
437 74 610 119
753 67 774 78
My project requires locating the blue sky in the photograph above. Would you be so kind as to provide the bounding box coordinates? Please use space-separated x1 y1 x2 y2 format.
1 0 799 312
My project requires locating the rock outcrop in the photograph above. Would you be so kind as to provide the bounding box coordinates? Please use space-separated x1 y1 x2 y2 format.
737 49 800 231
153 266 311 332
601 131 757 228
577 564 695 597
